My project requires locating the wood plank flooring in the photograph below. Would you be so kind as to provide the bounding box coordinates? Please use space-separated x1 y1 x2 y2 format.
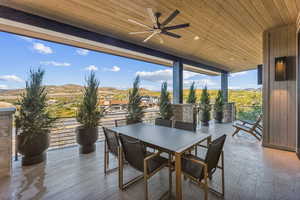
1 122 300 200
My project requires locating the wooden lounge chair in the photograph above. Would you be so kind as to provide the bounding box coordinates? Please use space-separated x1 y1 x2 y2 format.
232 114 263 141
181 135 226 200
118 134 171 199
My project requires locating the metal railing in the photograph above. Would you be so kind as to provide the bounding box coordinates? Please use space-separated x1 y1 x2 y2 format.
235 105 262 121
49 109 159 150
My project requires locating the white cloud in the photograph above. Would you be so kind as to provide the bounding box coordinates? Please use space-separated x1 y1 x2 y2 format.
136 69 217 89
111 66 120 72
230 71 247 77
136 69 199 83
103 65 121 72
183 79 216 88
85 65 98 71
76 48 89 56
40 61 71 67
0 75 23 82
17 36 33 42
0 84 8 89
33 43 53 54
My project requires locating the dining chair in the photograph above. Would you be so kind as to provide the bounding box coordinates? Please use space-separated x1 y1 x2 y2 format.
103 127 120 174
181 135 226 200
174 121 198 155
174 121 196 132
155 118 172 127
118 134 171 200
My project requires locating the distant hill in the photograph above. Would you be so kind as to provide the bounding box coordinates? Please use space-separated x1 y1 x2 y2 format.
0 84 160 99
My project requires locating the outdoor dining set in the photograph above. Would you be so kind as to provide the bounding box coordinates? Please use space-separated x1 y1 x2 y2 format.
103 119 226 200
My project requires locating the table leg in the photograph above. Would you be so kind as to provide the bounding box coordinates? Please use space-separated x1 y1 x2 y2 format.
175 152 182 200
207 135 212 146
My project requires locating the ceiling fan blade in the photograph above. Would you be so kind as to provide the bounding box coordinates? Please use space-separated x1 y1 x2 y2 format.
157 35 164 44
163 23 190 31
129 30 154 35
143 32 158 43
128 19 152 29
161 9 180 26
147 8 157 26
161 31 181 38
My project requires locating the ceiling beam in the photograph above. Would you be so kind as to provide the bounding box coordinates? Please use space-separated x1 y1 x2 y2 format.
0 6 227 74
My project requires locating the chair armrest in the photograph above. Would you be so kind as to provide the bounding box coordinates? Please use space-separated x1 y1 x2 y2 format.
188 158 207 168
144 151 162 162
237 119 255 125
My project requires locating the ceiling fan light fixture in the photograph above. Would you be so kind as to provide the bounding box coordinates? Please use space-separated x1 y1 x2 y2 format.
128 8 189 43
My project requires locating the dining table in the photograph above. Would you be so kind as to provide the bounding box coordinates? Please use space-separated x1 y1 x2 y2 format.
109 122 212 200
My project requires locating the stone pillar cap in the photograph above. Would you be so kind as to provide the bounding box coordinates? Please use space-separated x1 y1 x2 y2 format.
0 102 16 112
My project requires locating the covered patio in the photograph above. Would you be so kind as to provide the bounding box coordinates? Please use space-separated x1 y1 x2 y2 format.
1 1 300 200
1 123 300 200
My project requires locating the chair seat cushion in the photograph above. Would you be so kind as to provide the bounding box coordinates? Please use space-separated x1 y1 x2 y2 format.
146 152 168 174
181 154 205 180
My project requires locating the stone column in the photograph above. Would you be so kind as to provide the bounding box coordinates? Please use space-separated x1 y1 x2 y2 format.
223 102 235 123
172 104 197 124
0 102 15 177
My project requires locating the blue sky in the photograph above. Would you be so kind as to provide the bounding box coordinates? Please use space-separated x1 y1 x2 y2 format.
0 31 260 91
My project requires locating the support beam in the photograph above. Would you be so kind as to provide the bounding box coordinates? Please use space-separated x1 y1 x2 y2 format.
173 60 183 104
221 72 228 103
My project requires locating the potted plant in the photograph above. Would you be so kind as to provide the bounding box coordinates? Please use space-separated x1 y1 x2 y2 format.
76 72 103 154
15 69 56 165
126 76 145 123
214 90 224 123
199 85 211 126
187 82 197 104
158 82 173 122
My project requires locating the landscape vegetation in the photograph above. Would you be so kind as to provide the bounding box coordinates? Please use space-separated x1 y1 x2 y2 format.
0 84 262 120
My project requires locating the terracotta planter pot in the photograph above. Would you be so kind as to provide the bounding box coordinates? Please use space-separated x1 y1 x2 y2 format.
17 132 49 166
76 126 98 154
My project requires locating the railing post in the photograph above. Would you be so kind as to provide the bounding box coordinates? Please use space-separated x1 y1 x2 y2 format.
173 59 183 104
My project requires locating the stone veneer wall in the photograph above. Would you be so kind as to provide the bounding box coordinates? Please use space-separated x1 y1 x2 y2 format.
223 102 235 123
0 104 15 177
171 104 197 124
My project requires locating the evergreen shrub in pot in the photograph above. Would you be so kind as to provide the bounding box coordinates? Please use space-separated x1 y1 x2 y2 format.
199 86 211 126
157 82 173 123
15 69 56 166
126 76 145 124
76 72 103 154
214 90 224 123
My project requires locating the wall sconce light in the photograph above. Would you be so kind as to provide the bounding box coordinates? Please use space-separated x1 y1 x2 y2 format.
275 56 287 81
257 64 262 85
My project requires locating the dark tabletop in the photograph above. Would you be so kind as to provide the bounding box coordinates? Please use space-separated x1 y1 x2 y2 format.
109 123 211 153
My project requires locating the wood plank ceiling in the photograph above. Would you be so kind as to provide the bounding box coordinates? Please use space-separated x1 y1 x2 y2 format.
0 0 299 72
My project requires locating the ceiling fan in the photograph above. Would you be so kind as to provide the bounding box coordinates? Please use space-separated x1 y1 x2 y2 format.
128 8 190 43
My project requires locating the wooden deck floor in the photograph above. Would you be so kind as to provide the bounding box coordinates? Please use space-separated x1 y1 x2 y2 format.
1 122 300 200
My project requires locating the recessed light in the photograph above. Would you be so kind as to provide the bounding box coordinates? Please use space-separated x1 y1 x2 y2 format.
194 36 200 40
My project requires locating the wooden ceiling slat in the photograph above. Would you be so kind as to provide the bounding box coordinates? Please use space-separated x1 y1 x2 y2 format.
273 0 293 24
0 0 298 72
